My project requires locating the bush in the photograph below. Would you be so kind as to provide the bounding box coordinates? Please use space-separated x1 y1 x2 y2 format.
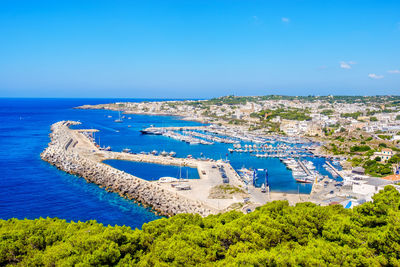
1 187 400 265
350 145 371 152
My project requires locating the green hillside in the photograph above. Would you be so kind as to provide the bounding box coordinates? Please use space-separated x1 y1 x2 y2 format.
1 186 400 266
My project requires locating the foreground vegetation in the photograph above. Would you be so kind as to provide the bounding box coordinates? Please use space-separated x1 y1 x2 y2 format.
1 186 400 266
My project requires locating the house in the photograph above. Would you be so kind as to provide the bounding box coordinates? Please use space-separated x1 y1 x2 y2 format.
374 148 394 162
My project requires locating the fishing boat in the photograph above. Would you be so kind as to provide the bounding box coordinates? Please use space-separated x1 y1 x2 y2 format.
169 151 176 157
122 148 131 153
160 151 168 156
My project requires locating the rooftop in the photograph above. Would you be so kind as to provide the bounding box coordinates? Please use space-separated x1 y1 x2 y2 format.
382 174 400 182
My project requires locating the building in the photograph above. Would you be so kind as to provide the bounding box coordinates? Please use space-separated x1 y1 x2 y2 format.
382 174 400 183
373 148 395 162
352 178 394 201
352 167 365 175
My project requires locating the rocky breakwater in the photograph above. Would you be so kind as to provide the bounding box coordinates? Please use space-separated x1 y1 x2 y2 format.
41 121 216 217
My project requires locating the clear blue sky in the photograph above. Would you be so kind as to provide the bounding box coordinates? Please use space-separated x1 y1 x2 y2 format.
0 0 399 98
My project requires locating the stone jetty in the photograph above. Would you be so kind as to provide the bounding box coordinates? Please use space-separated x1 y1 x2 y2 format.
41 121 217 217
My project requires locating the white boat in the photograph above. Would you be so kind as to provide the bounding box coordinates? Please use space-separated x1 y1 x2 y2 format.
160 151 168 156
261 183 267 193
115 110 123 123
158 177 179 183
169 151 176 157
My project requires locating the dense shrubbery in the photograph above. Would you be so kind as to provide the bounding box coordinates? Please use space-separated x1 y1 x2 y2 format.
257 108 312 121
341 112 362 119
1 186 400 266
363 160 393 177
350 145 371 152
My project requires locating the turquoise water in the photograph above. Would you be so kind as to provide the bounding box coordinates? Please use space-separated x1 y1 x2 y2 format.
0 98 333 228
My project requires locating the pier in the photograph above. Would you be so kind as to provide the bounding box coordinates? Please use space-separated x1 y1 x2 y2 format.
297 160 312 176
142 126 207 132
325 161 343 178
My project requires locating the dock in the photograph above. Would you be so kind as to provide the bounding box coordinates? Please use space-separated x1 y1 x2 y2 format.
143 126 207 132
297 160 312 176
325 161 343 178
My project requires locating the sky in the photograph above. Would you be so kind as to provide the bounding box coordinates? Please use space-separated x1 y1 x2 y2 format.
0 0 399 98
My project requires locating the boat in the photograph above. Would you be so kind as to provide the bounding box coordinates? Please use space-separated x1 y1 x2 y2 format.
261 183 267 193
151 150 158 155
160 151 168 156
169 151 176 157
122 148 131 153
140 128 163 135
158 177 179 183
295 177 313 183
115 110 123 123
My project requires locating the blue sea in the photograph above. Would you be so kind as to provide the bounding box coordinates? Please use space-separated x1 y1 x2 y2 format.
0 98 334 229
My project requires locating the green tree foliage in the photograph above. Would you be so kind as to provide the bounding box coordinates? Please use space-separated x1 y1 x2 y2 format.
363 160 393 176
389 154 400 164
378 135 392 140
341 112 362 119
321 109 334 116
1 186 400 266
350 145 371 152
257 108 312 121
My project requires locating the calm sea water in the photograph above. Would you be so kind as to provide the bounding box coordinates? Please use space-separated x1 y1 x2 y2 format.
0 98 333 228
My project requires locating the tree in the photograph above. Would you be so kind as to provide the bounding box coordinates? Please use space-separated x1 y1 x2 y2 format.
1 187 400 265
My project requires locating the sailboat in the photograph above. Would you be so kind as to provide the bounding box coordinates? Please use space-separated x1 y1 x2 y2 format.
175 165 191 190
114 110 123 123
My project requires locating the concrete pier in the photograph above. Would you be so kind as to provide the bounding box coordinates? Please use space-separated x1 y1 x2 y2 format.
325 161 343 178
142 126 208 132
